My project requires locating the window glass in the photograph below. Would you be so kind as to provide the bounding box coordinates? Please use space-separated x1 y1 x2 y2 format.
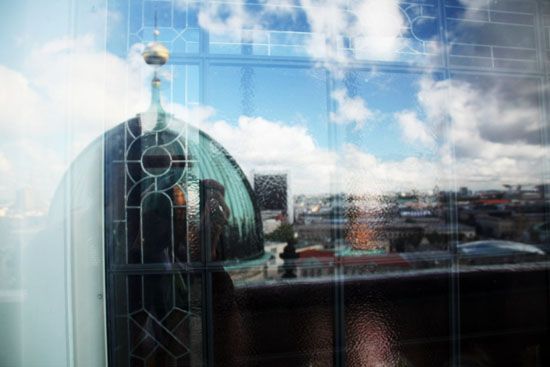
1 0 549 366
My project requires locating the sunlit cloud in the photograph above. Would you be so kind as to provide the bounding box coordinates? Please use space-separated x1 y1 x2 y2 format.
183 106 338 194
459 0 492 9
177 0 407 133
301 0 407 75
343 0 407 61
409 76 548 188
330 88 374 129
184 105 445 194
336 144 444 194
395 111 436 149
416 76 543 155
0 35 151 205
196 1 255 39
2 3 547 206
180 0 408 76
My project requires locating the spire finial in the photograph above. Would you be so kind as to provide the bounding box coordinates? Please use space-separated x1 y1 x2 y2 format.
142 13 169 67
141 12 170 129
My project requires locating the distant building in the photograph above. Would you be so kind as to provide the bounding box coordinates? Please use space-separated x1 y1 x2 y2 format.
536 184 550 199
476 214 516 239
253 172 293 223
459 187 470 197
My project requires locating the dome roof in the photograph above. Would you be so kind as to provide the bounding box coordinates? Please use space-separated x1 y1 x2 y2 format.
45 113 265 366
103 115 264 262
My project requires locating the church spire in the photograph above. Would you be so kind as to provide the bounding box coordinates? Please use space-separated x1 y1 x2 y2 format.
141 13 170 130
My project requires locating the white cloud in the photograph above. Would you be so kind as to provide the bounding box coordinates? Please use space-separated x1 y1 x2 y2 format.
2 24 546 208
330 89 374 129
24 37 149 136
336 144 445 194
0 152 12 174
417 77 543 157
0 140 67 208
300 0 407 73
459 0 492 9
300 0 351 66
409 76 549 189
182 68 548 195
0 36 150 144
449 0 494 23
196 2 256 39
350 0 407 61
258 0 300 16
178 0 403 135
453 156 545 187
305 0 408 74
0 35 152 205
182 105 445 195
395 110 435 148
0 65 47 135
184 107 338 194
181 0 407 77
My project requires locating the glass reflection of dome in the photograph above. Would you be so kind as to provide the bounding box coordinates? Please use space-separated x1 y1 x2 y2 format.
48 112 266 367
45 26 265 366
103 115 265 262
100 25 264 263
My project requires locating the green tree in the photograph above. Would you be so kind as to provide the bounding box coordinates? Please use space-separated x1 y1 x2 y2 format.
265 223 297 245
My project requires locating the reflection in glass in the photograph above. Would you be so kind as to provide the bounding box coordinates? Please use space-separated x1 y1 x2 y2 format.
3 0 550 366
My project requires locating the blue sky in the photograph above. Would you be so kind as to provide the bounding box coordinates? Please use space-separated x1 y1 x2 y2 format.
0 0 547 205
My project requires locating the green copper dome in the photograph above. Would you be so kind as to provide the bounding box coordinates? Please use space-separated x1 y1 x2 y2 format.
104 114 264 264
191 124 265 260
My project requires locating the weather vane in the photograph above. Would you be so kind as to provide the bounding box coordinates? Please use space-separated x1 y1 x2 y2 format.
141 11 170 129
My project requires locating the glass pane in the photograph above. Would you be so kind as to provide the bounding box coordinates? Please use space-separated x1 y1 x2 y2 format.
445 0 539 71
2 0 549 366
110 274 203 366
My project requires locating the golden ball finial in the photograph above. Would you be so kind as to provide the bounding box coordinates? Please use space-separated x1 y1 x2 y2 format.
142 41 170 66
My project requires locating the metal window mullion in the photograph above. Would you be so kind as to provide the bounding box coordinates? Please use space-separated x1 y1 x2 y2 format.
326 68 346 367
199 13 215 364
438 1 462 366
534 4 550 365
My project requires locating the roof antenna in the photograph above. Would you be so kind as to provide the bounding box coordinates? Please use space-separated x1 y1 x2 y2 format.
141 10 170 130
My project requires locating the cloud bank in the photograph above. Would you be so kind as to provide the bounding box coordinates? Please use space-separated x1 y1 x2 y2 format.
0 36 151 205
1 0 547 205
184 0 407 71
